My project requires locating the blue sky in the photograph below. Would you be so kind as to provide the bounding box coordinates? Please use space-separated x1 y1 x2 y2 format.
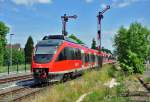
0 0 150 51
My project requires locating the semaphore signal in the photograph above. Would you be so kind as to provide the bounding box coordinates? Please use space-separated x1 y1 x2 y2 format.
97 5 110 51
61 14 77 36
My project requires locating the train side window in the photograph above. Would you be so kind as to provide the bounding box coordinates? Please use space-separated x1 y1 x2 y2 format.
74 49 77 60
56 48 66 61
74 48 81 60
82 53 85 63
95 55 98 63
85 54 87 62
94 55 96 62
71 48 75 60
87 54 89 62
64 48 81 60
78 49 81 60
65 47 71 60
88 54 90 62
92 55 95 62
85 54 86 62
92 54 94 62
89 54 91 62
89 54 90 62
86 54 89 62
62 47 75 60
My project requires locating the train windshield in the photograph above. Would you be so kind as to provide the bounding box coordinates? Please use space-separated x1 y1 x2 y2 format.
35 46 57 54
34 46 57 63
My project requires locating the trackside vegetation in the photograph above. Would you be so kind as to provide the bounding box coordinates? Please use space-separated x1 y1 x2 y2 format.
114 22 150 74
91 38 97 50
68 34 84 44
24 36 34 64
0 21 34 73
30 64 133 102
0 64 30 73
0 21 9 66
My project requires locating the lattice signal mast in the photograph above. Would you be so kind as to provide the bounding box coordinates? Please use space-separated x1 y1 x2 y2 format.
97 5 110 51
61 14 77 36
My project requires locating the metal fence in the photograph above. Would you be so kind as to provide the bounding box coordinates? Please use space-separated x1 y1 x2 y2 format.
0 59 31 74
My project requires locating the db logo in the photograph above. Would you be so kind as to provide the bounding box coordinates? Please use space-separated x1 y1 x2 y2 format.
75 63 79 67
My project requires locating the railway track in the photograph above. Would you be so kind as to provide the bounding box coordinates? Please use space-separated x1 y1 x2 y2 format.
122 91 150 102
122 91 150 97
0 74 33 84
0 86 42 102
0 73 83 102
121 77 150 101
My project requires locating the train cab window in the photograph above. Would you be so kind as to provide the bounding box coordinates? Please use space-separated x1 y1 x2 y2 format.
34 46 57 63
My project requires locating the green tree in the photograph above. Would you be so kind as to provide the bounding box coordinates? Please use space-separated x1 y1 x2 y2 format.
114 22 150 74
68 34 84 44
101 47 112 54
24 36 34 64
3 48 25 65
91 38 97 49
0 21 9 66
13 49 25 64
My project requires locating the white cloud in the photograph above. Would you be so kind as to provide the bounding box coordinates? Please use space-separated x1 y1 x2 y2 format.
85 0 93 3
112 0 140 8
117 2 130 8
11 0 52 6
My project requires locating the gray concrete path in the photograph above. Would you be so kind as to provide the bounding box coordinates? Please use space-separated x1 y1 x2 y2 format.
0 70 31 80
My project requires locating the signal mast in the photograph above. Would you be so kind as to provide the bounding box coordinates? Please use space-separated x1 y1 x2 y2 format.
61 14 77 36
97 5 110 51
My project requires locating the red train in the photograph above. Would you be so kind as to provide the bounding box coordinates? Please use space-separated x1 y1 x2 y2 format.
31 35 114 83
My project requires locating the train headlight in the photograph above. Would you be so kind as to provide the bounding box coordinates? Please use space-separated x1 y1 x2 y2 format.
35 69 40 73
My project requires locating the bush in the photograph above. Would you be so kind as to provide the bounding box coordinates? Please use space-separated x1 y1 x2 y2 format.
114 22 149 74
3 48 25 65
121 50 145 74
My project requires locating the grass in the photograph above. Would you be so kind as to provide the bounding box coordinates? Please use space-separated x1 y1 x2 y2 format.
83 65 130 102
0 64 30 73
144 77 150 83
30 64 130 102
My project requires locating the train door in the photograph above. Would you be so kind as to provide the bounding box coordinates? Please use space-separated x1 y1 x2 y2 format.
94 53 98 67
81 50 85 69
89 52 92 69
98 55 103 68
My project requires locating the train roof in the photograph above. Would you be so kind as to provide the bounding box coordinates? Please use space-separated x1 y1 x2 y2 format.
43 35 78 43
38 35 110 55
42 35 88 46
37 39 63 46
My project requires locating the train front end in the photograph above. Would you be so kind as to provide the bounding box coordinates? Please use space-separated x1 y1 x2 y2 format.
31 39 61 83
